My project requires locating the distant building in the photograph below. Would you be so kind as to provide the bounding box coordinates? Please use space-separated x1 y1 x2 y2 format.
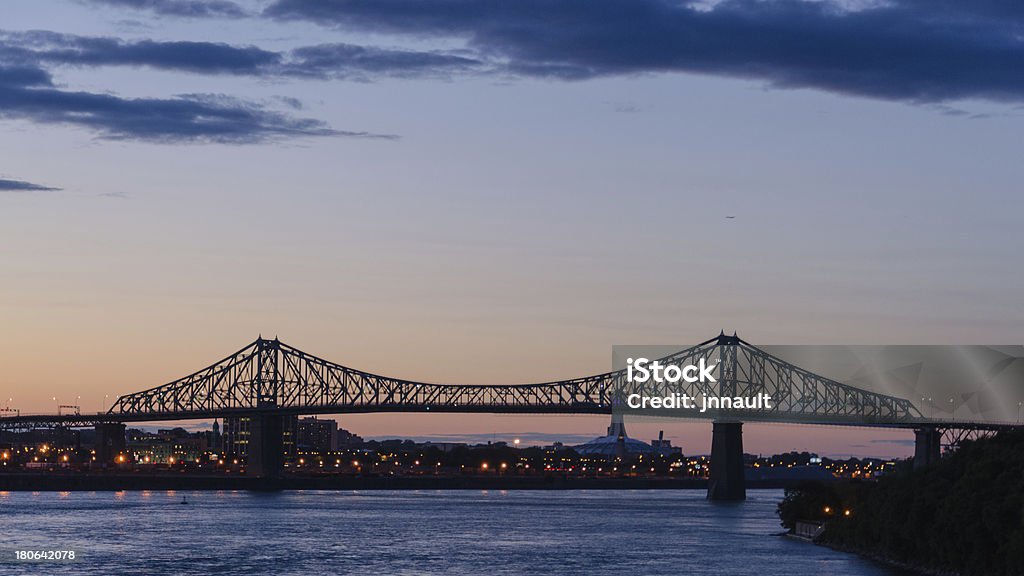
224 415 298 461
650 431 682 456
297 417 337 452
575 418 659 457
126 427 208 463
211 419 222 451
336 427 364 448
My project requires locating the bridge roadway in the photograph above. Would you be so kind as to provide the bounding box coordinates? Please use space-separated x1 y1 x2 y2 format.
1 333 1018 500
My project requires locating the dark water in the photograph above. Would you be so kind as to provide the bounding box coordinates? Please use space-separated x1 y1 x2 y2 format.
0 489 901 575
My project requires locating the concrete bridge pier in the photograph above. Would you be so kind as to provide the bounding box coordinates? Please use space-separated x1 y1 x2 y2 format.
247 413 284 479
914 426 942 469
94 423 126 466
708 421 746 501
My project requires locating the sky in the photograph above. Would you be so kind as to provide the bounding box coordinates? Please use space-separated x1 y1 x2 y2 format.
1 0 1022 458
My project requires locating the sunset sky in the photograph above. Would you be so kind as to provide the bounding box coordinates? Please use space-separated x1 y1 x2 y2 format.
1 0 1022 458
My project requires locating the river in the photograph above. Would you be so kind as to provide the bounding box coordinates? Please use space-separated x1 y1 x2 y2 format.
0 489 906 575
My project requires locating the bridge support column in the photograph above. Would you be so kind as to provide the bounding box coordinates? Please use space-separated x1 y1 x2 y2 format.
94 423 126 466
708 421 745 501
914 427 941 470
248 413 284 479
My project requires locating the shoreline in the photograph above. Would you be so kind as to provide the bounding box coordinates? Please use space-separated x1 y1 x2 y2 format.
816 540 961 576
0 473 804 492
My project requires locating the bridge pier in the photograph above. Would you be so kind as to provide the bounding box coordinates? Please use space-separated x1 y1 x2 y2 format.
247 413 284 479
94 423 126 466
708 421 746 501
914 426 942 469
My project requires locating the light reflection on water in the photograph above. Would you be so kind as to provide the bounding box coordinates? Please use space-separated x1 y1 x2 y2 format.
0 489 901 575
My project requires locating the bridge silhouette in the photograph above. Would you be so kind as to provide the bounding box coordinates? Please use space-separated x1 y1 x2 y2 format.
1 333 1015 499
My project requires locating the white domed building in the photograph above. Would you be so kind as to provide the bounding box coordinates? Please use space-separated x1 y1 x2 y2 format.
574 417 661 458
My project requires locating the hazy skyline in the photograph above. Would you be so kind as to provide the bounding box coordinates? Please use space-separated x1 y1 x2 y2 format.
2 0 1022 458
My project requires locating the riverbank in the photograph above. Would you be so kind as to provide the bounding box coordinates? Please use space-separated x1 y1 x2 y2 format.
0 472 811 491
778 430 1024 576
0 472 704 491
817 540 963 576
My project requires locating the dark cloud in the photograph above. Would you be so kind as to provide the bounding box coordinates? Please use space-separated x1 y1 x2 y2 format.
0 177 61 192
286 43 481 80
264 0 1024 103
0 31 433 143
0 31 481 80
2 31 280 75
0 64 54 88
82 0 248 18
0 63 389 143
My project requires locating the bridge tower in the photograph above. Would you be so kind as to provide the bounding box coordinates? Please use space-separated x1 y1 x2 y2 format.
913 426 942 469
707 421 745 501
246 337 286 479
94 422 126 466
247 412 285 479
707 333 746 500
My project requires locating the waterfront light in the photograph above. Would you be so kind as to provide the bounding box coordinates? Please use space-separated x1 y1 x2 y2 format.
844 509 852 517
823 506 832 514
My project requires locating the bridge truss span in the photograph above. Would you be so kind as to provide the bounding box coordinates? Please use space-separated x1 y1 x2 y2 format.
109 337 619 418
105 334 925 425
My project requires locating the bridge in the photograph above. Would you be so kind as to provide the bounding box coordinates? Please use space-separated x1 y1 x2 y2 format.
0 333 1015 500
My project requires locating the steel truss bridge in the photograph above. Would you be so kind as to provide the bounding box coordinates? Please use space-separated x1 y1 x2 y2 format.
0 332 1012 433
